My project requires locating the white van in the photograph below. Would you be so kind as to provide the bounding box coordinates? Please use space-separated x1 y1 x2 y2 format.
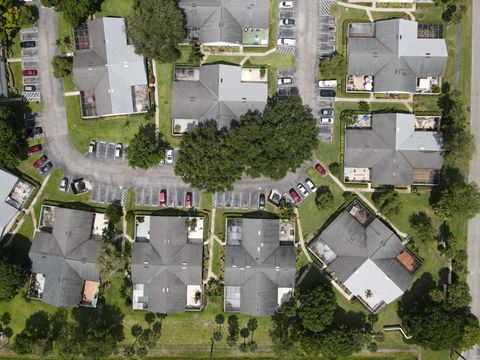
277 38 296 46
318 79 337 88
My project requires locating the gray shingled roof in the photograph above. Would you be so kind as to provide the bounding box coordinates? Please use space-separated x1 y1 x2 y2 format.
348 19 448 92
345 113 443 185
179 0 269 44
172 64 267 128
73 17 147 117
131 217 203 314
308 205 413 293
0 169 19 237
29 208 100 307
0 50 7 97
224 218 296 316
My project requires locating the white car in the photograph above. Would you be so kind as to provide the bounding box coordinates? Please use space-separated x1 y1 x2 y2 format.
321 117 334 124
59 177 69 192
277 38 296 46
305 178 317 192
166 149 174 164
297 183 309 197
88 140 96 153
279 1 294 8
280 19 295 26
278 77 293 85
115 143 123 158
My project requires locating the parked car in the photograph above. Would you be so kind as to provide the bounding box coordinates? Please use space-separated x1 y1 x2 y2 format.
33 155 48 169
59 177 69 192
320 108 334 116
22 69 37 76
277 77 293 85
320 89 336 97
279 1 294 8
88 140 96 153
27 144 42 155
20 41 36 48
185 192 192 208
297 183 309 197
259 193 266 210
115 143 123 158
320 117 334 124
39 162 53 175
277 38 296 46
315 163 327 176
166 149 174 164
26 126 43 138
280 18 295 26
23 85 36 92
305 178 317 192
159 189 167 207
318 79 337 88
289 188 301 204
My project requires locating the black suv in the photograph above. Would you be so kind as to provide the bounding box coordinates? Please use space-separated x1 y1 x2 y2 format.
20 41 36 48
320 89 336 98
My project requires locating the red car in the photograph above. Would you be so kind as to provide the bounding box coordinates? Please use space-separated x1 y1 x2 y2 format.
289 188 301 204
22 69 38 76
28 144 42 155
315 163 327 176
185 192 192 208
33 155 47 169
159 190 167 207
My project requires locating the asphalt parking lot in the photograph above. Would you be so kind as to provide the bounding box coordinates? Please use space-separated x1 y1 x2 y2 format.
277 70 296 88
21 27 41 101
134 186 200 208
277 2 296 54
214 189 266 209
87 140 127 162
91 184 127 205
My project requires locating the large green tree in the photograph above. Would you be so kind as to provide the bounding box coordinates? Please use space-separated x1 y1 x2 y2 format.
175 121 243 192
126 0 185 63
319 326 366 359
125 123 166 169
297 287 336 333
0 252 28 302
315 186 334 209
372 187 401 216
40 0 103 27
409 211 433 242
0 103 28 168
52 55 73 78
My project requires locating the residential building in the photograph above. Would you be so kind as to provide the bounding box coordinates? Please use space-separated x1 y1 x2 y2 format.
0 169 34 237
73 17 149 118
132 216 204 313
0 49 7 97
344 113 443 186
224 218 295 316
347 19 448 93
179 0 270 47
172 64 267 131
308 201 421 313
28 207 106 307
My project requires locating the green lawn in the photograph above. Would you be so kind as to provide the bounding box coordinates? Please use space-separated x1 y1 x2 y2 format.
96 0 133 17
413 95 441 113
62 73 76 92
211 240 224 277
9 32 22 59
64 96 149 153
298 169 344 238
57 12 73 54
156 63 180 148
8 62 22 95
247 53 295 96
203 55 245 65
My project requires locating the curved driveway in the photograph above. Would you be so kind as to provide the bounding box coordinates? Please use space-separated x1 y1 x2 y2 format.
37 6 315 194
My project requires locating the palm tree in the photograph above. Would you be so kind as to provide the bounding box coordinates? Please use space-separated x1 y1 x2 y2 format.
247 318 258 342
209 330 222 360
215 314 225 331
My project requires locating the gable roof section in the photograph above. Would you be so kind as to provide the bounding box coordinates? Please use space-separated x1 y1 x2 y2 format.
73 17 147 117
0 169 19 237
172 64 267 129
344 113 444 185
308 203 414 304
224 218 296 315
348 19 448 92
29 208 99 307
131 217 203 313
179 0 269 44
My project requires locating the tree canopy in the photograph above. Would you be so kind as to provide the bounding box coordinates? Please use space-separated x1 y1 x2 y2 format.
409 211 433 242
52 55 73 78
40 0 103 27
0 1 37 45
0 103 28 169
297 287 336 333
318 53 347 80
315 186 334 209
126 0 185 63
125 123 166 169
0 251 28 302
372 187 401 216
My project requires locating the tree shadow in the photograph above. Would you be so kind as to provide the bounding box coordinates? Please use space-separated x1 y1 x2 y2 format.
333 308 368 331
24 311 50 340
397 272 436 319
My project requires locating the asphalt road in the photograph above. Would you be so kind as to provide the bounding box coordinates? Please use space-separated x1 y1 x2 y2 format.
36 5 321 194
465 0 480 358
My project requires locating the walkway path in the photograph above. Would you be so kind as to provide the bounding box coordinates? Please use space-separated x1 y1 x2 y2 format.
206 208 216 280
6 58 21 63
152 60 160 139
294 208 313 263
64 91 79 96
336 1 416 13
